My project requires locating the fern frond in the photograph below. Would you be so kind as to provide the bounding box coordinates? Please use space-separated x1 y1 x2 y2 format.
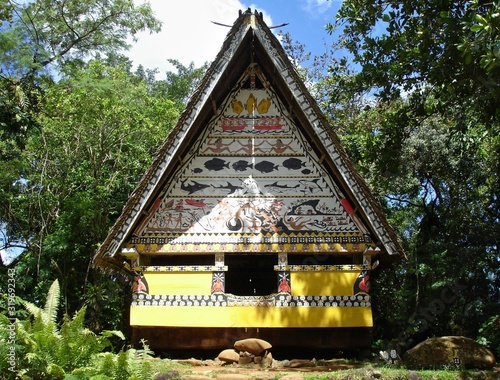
24 303 57 336
25 352 43 365
98 352 116 377
70 306 86 330
15 320 37 350
23 301 43 319
43 279 60 323
136 339 154 360
138 360 153 380
100 330 126 341
115 351 130 380
47 362 65 378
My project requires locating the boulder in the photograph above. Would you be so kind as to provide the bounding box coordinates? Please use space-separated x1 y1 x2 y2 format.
233 338 272 355
238 355 253 365
262 351 273 368
404 336 496 369
217 349 240 364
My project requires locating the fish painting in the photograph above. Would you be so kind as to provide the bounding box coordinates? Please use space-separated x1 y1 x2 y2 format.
288 199 320 215
192 167 203 174
204 158 230 171
213 181 241 194
232 160 253 172
185 198 207 208
283 158 306 170
299 178 324 193
254 160 279 173
180 179 211 195
264 181 300 191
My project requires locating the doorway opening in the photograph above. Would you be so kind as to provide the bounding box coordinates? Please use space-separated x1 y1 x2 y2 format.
224 254 277 296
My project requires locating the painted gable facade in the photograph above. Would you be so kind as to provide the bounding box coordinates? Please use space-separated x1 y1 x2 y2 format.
94 10 403 350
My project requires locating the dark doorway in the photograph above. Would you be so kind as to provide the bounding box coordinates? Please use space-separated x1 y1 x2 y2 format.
224 254 277 296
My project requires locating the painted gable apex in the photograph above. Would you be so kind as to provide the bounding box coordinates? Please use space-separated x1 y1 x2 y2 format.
94 9 404 271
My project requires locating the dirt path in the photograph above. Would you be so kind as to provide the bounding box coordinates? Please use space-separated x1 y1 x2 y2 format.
171 359 363 379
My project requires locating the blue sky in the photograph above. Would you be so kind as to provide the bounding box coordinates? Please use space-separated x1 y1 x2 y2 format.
251 0 343 57
126 0 343 74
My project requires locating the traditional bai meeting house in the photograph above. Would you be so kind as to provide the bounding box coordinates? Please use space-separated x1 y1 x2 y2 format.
94 9 404 351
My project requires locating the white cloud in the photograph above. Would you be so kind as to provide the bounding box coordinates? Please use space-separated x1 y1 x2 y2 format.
245 3 273 26
127 0 275 74
302 0 334 18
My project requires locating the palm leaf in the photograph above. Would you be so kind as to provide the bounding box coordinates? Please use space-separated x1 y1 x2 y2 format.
43 279 60 323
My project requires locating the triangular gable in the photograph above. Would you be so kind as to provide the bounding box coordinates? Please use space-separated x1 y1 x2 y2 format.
94 10 403 271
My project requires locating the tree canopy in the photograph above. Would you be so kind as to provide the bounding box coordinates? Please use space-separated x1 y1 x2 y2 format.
329 0 500 125
322 0 500 353
0 0 161 157
0 0 202 331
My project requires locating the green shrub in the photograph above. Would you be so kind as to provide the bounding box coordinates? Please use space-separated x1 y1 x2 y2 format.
6 279 124 378
477 314 500 358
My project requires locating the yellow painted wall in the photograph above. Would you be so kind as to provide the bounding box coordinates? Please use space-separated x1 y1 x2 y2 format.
145 271 360 296
130 305 372 328
290 271 359 296
145 272 212 295
134 270 371 328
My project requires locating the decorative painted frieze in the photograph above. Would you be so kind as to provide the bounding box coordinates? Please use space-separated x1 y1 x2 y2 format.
131 293 371 308
133 265 228 272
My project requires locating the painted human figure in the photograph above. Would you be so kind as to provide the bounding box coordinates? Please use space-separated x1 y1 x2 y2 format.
237 138 265 154
174 213 183 228
202 138 234 154
270 139 294 154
